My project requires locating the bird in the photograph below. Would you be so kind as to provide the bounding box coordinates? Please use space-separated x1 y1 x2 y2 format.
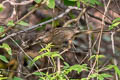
32 27 81 49
24 27 110 49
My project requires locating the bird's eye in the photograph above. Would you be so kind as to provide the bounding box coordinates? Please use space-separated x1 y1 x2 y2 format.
63 40 68 44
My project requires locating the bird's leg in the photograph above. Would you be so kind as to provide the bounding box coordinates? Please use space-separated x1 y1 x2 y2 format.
61 39 72 53
68 39 73 49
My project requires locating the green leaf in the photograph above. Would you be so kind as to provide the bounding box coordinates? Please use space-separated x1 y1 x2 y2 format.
106 65 120 78
96 55 105 59
2 43 12 55
47 0 55 8
51 52 61 57
89 73 98 78
30 52 49 66
0 4 4 12
100 73 112 78
17 21 29 26
69 64 88 74
112 17 120 23
98 75 104 80
81 78 87 80
46 43 54 50
105 65 115 70
33 72 45 76
69 0 77 1
51 52 64 60
97 73 112 80
0 55 9 63
89 0 102 5
35 0 41 3
31 55 43 66
7 20 15 26
77 1 80 8
39 43 54 52
13 77 23 80
89 55 95 60
0 26 4 32
31 51 63 66
113 66 120 78
109 22 120 30
0 26 5 37
63 62 70 69
52 20 60 27
64 0 76 6
109 18 120 30
89 55 105 61
69 13 76 19
0 77 8 80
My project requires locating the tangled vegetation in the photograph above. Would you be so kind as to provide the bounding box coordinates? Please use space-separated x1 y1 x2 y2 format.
0 0 120 80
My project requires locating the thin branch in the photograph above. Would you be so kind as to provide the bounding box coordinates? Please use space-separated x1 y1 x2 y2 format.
2 0 34 6
111 32 118 80
25 67 54 78
87 13 111 25
17 52 23 77
85 12 93 67
63 8 87 27
0 69 27 75
87 59 97 80
8 35 40 72
97 0 112 54
114 0 120 12
57 57 61 73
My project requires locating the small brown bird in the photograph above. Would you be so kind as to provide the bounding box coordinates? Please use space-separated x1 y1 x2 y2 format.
35 27 80 48
23 27 109 49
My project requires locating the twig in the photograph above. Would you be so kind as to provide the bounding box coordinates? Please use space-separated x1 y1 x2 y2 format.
91 33 101 49
87 13 111 25
25 67 53 78
2 0 34 6
85 11 93 68
63 8 87 27
16 4 39 23
0 69 27 75
97 0 111 54
8 35 40 72
114 0 120 12
57 57 61 73
93 6 112 21
80 54 89 64
10 0 17 19
87 59 97 80
17 52 23 77
60 48 69 55
111 32 118 80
